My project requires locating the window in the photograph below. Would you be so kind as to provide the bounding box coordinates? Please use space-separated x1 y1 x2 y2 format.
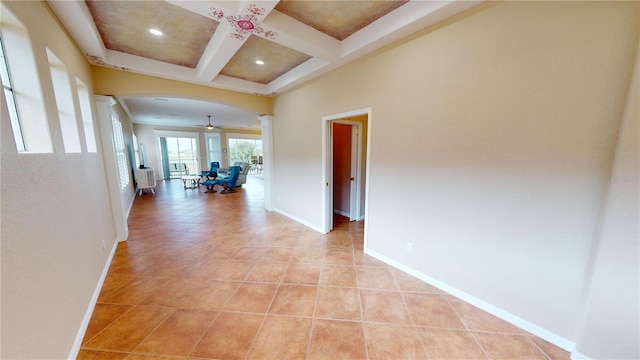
0 36 25 151
47 48 81 153
112 112 129 190
227 134 262 164
76 77 97 152
205 133 222 165
161 136 198 178
1 6 52 153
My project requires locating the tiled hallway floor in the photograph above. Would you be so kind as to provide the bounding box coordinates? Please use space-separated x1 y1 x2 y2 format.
78 176 570 359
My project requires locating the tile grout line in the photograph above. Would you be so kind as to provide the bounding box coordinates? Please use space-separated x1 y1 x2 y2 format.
242 256 285 360
442 293 492 360
186 310 222 358
392 269 432 359
353 246 371 360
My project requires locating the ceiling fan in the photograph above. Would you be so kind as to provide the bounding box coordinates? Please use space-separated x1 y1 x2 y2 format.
197 115 222 130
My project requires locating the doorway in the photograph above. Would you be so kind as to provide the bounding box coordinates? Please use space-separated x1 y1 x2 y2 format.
322 108 371 234
154 131 201 180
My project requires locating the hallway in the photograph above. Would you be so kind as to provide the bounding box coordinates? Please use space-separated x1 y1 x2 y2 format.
78 176 569 359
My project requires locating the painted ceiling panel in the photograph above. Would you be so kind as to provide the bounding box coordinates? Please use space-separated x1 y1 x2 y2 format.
274 0 408 41
85 0 218 68
220 35 312 84
48 0 479 128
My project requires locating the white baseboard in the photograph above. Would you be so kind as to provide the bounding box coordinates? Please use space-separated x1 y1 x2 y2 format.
364 248 576 353
67 240 118 359
273 207 324 233
333 209 349 217
333 210 366 221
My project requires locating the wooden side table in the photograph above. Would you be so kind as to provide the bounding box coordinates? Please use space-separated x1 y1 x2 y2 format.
181 175 201 190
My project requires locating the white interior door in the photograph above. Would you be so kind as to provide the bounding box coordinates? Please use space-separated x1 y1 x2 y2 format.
349 126 359 221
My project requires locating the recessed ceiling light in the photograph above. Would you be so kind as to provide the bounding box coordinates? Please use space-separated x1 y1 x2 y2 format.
255 60 265 65
149 29 163 36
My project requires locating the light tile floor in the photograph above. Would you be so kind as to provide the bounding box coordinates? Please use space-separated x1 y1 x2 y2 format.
78 176 570 360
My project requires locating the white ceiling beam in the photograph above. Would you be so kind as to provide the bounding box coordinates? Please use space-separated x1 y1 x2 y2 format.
262 11 341 61
266 58 329 94
341 0 482 59
46 1 107 59
211 75 270 95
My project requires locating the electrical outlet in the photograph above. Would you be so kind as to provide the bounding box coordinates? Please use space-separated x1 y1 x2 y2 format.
406 242 413 253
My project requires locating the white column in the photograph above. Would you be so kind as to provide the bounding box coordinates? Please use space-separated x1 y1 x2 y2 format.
95 95 128 242
259 115 274 211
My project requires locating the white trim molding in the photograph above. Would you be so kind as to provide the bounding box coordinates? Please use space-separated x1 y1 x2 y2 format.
365 248 577 353
68 240 119 359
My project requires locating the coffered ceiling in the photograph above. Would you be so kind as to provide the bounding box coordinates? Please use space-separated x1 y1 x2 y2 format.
47 0 479 128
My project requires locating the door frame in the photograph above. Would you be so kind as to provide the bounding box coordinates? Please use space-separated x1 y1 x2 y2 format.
322 108 372 235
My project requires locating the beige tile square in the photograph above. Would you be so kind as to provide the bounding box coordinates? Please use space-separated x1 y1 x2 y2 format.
315 286 361 321
417 327 487 359
319 265 357 287
224 283 278 313
356 266 397 290
446 295 523 333
248 315 312 360
134 309 218 355
269 284 317 316
282 263 322 284
359 289 412 325
244 261 288 282
308 319 367 360
391 268 441 293
323 249 355 265
82 304 132 345
473 332 547 360
191 312 264 360
364 323 426 359
403 292 465 328
83 305 174 352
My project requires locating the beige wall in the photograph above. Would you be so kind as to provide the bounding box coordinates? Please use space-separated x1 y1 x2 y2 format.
1 1 119 358
273 1 639 352
2 1 637 358
92 66 272 117
575 39 640 359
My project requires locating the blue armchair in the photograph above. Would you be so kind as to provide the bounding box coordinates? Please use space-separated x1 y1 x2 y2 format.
201 161 220 178
202 165 240 194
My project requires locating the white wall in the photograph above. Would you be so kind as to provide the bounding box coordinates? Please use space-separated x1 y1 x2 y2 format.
575 40 640 359
0 2 120 358
273 1 639 352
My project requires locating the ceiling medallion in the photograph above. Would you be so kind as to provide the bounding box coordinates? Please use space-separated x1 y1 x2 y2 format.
210 4 277 41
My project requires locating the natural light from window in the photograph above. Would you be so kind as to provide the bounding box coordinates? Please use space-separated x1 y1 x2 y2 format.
47 48 81 153
0 36 25 152
76 77 97 152
112 112 129 190
1 6 53 153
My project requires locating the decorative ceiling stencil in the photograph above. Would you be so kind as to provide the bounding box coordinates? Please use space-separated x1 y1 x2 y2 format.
86 54 130 71
49 0 479 98
219 35 311 84
85 0 218 68
275 0 409 41
209 4 277 41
